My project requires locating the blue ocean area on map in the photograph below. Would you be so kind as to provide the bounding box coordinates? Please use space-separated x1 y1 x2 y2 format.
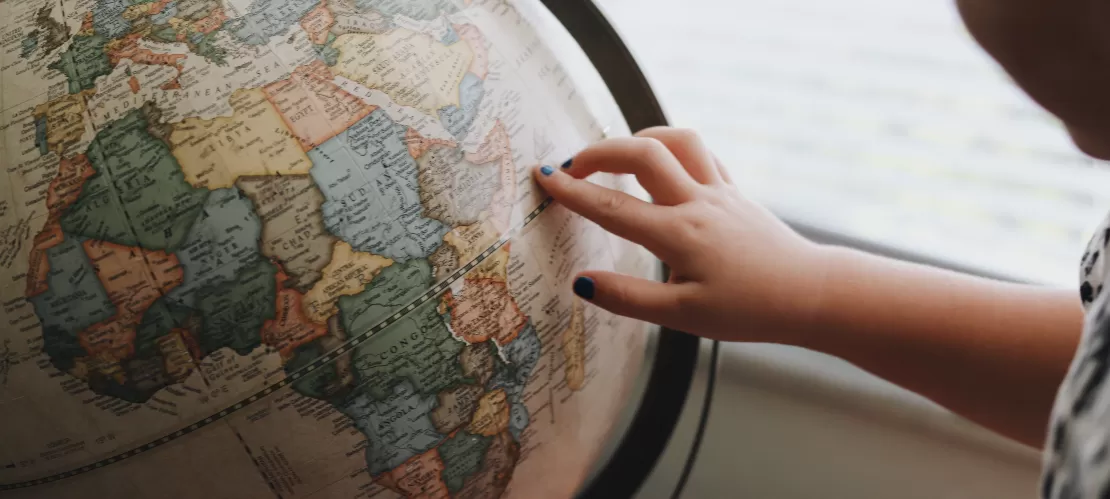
309 109 447 262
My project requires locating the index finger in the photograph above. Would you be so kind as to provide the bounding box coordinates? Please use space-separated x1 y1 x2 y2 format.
561 136 701 206
534 165 676 259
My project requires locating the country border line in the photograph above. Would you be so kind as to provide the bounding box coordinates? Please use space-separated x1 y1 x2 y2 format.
0 198 554 492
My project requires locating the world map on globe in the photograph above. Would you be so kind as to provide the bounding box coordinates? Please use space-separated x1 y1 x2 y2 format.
0 0 655 496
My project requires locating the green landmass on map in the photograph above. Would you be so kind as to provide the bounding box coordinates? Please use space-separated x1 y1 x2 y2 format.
48 33 111 94
61 108 209 251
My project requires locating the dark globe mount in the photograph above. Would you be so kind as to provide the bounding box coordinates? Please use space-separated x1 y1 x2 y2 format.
536 1 719 498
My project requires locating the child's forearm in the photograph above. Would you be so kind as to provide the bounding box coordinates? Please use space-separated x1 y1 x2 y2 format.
800 245 1084 448
533 128 1084 448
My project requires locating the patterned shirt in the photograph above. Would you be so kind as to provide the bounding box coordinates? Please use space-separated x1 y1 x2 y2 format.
1043 215 1110 498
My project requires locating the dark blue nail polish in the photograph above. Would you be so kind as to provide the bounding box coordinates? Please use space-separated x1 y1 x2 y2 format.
573 276 595 300
561 158 573 169
540 165 555 176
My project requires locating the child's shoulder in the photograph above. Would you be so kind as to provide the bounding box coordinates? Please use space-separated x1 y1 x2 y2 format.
1079 214 1110 307
1043 211 1110 498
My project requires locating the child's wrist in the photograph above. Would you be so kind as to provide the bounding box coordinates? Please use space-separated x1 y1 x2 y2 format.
785 242 852 350
790 242 839 345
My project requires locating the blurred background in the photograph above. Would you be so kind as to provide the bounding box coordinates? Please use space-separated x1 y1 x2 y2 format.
599 0 1110 287
585 0 1110 497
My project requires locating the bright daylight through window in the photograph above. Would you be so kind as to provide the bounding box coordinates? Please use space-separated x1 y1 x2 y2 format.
598 0 1110 286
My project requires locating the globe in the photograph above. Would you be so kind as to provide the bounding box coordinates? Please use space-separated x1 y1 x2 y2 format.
0 0 661 496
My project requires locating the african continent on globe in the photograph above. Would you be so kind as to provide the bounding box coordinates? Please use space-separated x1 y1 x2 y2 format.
0 0 656 497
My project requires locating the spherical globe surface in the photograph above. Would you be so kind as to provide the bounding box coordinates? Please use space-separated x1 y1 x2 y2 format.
0 0 653 496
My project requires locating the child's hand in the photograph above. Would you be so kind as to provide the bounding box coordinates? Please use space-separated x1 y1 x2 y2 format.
534 127 829 342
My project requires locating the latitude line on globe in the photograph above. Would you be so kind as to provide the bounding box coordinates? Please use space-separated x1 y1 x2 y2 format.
0 198 555 492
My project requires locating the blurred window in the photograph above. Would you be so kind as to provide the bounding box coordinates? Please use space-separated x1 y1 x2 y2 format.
598 0 1110 286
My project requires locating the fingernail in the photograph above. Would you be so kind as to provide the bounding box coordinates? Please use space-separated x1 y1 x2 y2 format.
572 276 595 300
561 158 573 169
540 165 555 176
